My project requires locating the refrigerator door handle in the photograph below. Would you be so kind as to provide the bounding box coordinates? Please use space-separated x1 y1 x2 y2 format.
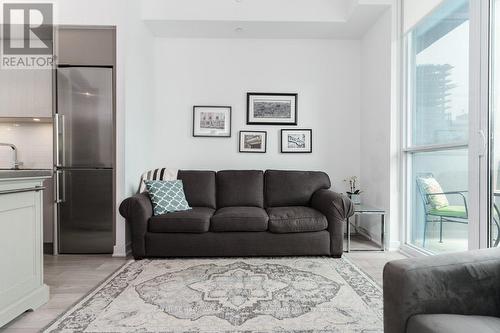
54 114 65 167
60 114 66 167
54 114 60 167
55 170 66 203
61 170 66 203
55 169 61 203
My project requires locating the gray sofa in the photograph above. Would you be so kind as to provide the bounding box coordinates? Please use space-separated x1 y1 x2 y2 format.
119 169 354 259
383 247 500 333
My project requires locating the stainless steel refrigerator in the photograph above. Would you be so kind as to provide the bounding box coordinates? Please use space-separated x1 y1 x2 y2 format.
55 66 114 254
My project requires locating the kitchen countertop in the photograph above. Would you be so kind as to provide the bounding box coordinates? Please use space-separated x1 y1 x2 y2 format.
0 169 53 179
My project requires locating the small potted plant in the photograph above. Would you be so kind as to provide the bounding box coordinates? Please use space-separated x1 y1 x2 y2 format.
344 176 362 204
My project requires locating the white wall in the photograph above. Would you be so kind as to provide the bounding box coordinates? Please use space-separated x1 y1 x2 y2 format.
359 9 392 245
48 0 395 255
122 1 156 196
151 38 361 190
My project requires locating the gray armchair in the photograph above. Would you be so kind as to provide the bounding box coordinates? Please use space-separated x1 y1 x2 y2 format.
383 247 500 333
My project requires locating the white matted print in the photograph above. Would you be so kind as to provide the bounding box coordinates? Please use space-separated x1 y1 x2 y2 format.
239 131 267 153
281 129 312 153
193 106 231 137
247 93 297 125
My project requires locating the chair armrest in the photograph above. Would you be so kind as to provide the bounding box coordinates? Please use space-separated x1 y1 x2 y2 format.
427 191 467 196
119 192 153 258
427 191 468 204
311 189 354 257
427 191 468 216
383 248 500 333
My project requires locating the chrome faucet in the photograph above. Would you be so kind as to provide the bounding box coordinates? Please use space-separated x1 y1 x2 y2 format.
0 143 22 169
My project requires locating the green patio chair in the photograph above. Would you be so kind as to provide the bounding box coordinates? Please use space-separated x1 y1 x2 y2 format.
416 173 468 246
491 192 500 247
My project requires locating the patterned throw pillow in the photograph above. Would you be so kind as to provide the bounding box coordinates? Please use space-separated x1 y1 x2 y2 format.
417 176 449 209
144 180 191 215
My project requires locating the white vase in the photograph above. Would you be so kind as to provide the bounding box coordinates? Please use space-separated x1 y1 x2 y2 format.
350 194 361 204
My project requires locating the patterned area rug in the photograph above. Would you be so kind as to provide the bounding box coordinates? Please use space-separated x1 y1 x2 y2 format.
43 257 383 333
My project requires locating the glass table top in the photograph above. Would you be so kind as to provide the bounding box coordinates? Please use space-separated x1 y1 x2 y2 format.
352 204 385 213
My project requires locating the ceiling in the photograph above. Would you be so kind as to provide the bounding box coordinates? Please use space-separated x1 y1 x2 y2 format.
142 0 392 39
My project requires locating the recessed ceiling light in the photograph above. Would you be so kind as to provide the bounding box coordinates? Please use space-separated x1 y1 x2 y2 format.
33 118 41 122
13 124 20 127
235 27 243 32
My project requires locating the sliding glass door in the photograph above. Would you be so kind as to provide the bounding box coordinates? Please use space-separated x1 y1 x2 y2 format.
404 0 470 253
405 0 500 252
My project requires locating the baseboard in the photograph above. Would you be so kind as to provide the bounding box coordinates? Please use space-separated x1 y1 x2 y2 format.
352 227 401 251
112 244 126 257
355 227 382 246
112 242 133 257
389 240 401 251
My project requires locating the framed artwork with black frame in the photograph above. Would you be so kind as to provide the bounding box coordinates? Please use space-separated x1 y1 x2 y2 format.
280 129 312 153
239 131 267 153
247 93 297 125
193 105 231 137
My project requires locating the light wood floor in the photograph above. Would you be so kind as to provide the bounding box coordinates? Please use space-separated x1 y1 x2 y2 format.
0 249 407 333
344 251 407 286
0 255 127 333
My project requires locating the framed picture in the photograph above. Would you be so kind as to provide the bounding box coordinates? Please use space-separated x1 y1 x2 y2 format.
193 106 231 137
239 131 267 153
281 129 312 153
247 93 297 125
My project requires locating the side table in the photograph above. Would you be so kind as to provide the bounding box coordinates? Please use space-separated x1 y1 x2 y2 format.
345 204 385 252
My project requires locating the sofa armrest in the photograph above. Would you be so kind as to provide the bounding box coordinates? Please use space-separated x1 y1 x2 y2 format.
383 248 500 333
311 189 354 257
118 192 153 258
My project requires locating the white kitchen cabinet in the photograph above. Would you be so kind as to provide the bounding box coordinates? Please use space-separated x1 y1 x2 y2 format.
0 69 52 118
0 174 50 327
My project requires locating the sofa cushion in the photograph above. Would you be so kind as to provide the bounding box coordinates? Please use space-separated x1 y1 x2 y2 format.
177 170 216 209
211 207 269 232
265 170 331 207
407 314 500 333
216 170 264 208
149 207 214 233
267 206 328 233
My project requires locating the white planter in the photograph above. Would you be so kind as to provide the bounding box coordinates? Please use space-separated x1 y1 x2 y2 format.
350 194 361 205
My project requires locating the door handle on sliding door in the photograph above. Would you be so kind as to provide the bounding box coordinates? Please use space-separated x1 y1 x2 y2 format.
478 130 487 157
